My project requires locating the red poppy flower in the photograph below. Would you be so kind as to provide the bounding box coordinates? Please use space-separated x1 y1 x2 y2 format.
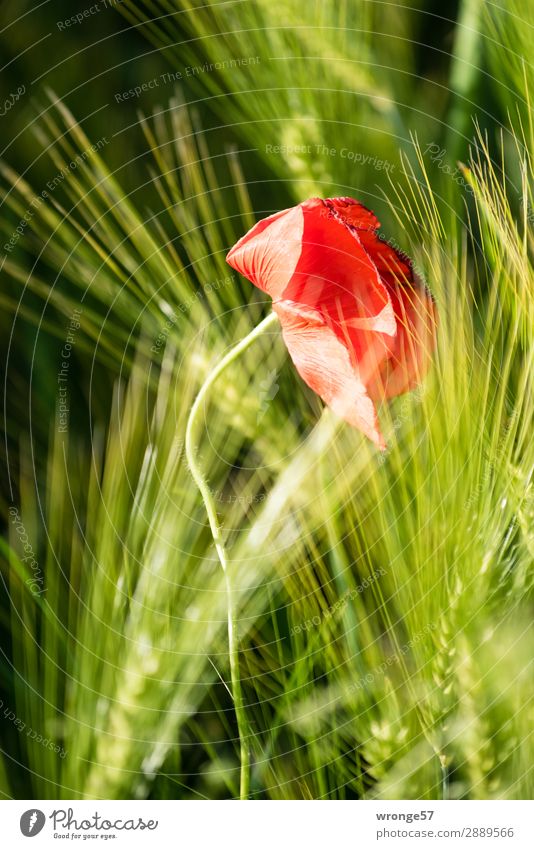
226 197 437 448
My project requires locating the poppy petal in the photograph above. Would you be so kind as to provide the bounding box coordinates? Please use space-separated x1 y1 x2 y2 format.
357 229 414 288
323 197 381 231
283 199 390 319
273 299 385 448
355 227 437 396
281 199 397 385
367 282 437 399
226 205 304 299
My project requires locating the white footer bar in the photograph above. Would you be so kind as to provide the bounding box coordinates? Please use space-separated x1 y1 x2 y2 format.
3 799 533 848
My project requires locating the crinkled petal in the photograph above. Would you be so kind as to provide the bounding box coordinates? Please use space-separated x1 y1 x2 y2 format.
323 197 381 231
357 229 415 287
273 300 385 448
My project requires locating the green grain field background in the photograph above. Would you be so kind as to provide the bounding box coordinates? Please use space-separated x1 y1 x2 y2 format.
0 0 532 800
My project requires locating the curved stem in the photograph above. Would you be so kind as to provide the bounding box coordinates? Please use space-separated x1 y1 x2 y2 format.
185 310 279 800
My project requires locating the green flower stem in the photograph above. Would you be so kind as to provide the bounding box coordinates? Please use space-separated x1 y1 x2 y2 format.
185 310 279 800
